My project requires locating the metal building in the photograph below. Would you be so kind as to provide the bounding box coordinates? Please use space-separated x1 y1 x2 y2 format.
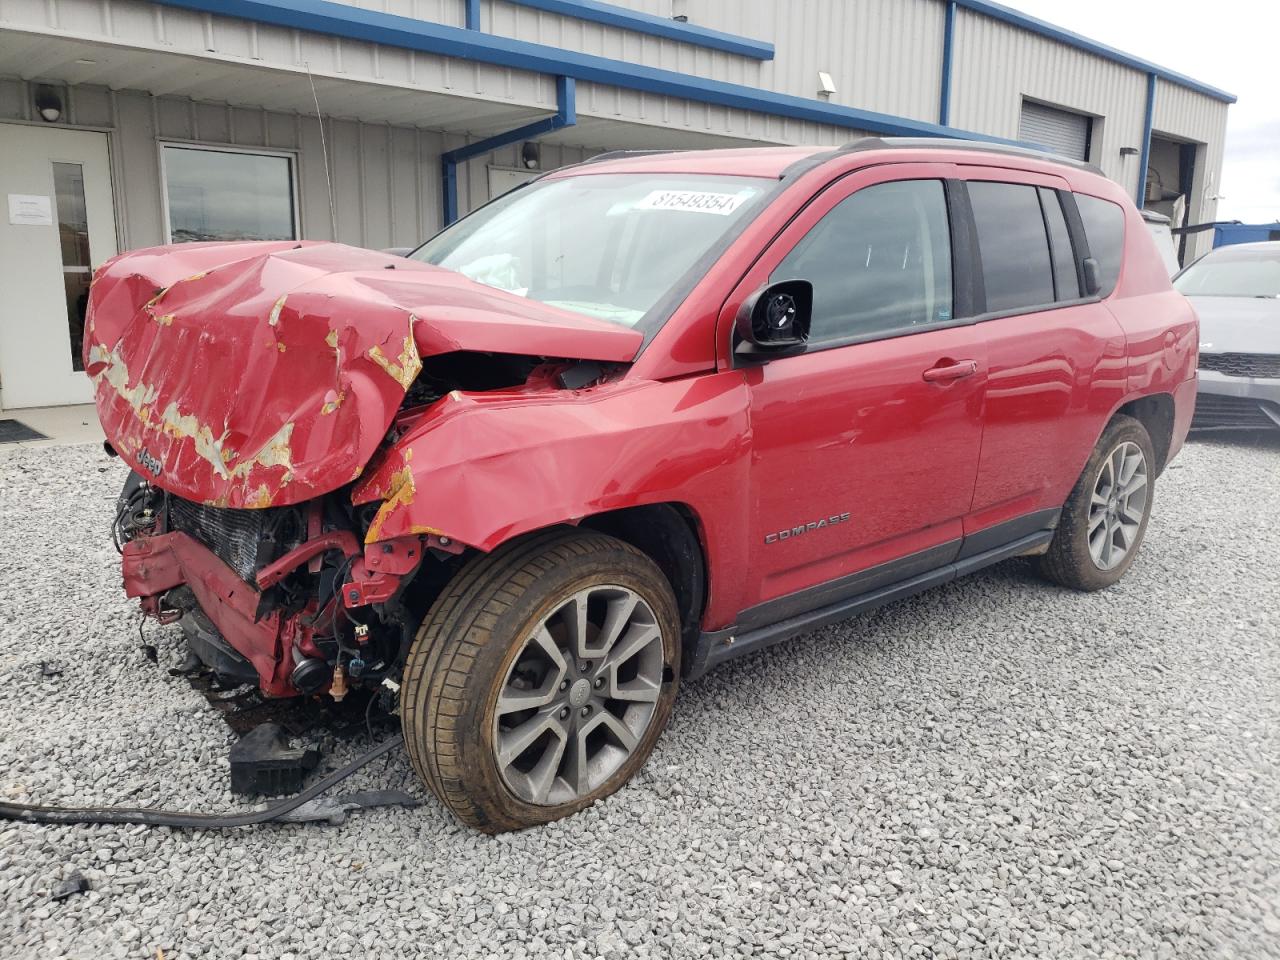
0 0 1233 410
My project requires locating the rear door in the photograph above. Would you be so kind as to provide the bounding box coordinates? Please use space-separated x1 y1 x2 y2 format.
958 168 1128 544
720 164 989 624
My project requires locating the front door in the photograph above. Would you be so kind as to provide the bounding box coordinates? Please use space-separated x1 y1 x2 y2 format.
722 165 988 623
0 124 117 409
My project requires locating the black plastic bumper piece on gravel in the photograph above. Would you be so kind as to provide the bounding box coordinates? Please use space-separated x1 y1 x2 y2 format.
0 735 409 829
230 723 319 797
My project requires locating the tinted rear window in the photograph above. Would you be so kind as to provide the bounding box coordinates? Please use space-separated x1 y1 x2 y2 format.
968 181 1055 313
1039 188 1081 300
1075 193 1125 297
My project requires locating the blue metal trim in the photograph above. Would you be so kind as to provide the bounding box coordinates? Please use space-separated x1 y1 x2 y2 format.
441 76 577 224
1136 72 1156 210
464 0 479 30
504 0 773 60
939 0 956 126
955 0 1235 104
153 0 1018 146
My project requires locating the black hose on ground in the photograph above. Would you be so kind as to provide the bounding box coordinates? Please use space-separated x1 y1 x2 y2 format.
0 735 404 829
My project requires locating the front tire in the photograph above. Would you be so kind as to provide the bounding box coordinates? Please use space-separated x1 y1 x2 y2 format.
1039 414 1156 591
401 529 681 832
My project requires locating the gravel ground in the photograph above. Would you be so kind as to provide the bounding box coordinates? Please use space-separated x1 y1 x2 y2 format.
1 435 1278 960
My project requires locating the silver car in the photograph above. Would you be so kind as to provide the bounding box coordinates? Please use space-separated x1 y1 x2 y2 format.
1175 241 1280 430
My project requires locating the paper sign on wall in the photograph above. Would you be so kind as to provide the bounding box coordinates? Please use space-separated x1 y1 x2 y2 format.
8 194 54 226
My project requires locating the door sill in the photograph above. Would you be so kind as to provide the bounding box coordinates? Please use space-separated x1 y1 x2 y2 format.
686 528 1054 678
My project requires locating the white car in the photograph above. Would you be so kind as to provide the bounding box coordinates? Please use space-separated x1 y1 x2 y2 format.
1175 241 1280 430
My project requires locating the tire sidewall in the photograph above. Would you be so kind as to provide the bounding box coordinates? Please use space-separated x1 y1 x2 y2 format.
1061 416 1157 589
437 539 681 829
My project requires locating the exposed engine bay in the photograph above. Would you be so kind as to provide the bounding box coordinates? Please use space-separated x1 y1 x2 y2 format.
113 349 591 701
84 240 637 706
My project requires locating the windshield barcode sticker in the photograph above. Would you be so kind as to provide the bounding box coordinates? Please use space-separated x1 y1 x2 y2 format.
635 190 751 215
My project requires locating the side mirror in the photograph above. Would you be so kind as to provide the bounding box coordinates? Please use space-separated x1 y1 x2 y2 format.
1082 257 1102 296
735 279 813 356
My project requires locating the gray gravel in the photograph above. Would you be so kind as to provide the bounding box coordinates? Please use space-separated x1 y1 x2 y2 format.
1 435 1278 959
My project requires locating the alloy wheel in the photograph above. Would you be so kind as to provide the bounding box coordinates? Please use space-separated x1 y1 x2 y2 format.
1087 440 1149 571
493 585 665 806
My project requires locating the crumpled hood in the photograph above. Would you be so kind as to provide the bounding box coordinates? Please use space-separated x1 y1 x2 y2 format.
85 241 642 508
1189 295 1280 355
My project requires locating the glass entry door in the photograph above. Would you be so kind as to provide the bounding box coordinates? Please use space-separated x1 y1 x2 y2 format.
0 124 116 409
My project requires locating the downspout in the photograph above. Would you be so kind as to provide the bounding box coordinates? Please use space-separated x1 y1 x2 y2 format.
1136 71 1156 209
441 75 577 225
464 0 480 30
939 0 956 126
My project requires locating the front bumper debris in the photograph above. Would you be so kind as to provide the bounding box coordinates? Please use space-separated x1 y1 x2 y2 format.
122 530 419 697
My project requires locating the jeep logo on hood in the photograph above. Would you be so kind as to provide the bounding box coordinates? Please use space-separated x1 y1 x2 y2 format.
137 447 163 478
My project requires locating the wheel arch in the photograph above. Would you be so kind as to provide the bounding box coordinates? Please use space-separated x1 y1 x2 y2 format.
398 502 712 673
579 502 709 667
1114 392 1175 473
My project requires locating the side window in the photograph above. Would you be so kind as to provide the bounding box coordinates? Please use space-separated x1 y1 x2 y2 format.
772 179 953 344
1075 193 1125 297
1039 188 1081 300
967 181 1055 313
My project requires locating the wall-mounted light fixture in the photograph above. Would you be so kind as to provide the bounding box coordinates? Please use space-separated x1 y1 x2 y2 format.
34 85 63 123
1119 147 1139 157
521 141 541 170
817 72 837 100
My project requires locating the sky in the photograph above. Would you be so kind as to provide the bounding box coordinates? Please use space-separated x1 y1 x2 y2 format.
1007 0 1279 224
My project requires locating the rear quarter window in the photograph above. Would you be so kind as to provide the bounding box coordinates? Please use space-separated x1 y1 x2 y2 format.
1075 193 1125 297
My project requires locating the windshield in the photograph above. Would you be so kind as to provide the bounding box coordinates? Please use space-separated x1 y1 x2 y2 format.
412 173 772 329
1175 248 1280 298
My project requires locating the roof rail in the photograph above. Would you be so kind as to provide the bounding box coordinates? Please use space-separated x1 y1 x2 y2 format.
842 137 1106 177
579 149 680 165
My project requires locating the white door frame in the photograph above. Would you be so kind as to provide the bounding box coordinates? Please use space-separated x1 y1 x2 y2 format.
0 123 118 410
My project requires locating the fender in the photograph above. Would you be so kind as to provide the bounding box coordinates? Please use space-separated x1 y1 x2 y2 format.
352 373 756 627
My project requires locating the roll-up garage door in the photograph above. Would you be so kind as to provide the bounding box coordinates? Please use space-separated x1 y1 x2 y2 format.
1018 102 1091 161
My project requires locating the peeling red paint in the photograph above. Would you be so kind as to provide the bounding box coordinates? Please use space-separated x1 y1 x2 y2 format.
87 242 642 508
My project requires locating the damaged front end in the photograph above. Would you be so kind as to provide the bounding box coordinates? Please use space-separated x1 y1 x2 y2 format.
114 472 454 698
91 241 641 700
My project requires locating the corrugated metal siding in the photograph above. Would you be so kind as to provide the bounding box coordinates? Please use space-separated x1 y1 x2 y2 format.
484 0 758 87
949 7 1146 187
4 76 834 255
0 80 455 247
716 0 943 121
481 0 943 121
572 80 858 147
1 0 1230 247
0 0 555 121
323 0 466 28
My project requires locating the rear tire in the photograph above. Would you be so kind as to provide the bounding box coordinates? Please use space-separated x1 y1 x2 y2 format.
401 529 681 832
1039 414 1156 591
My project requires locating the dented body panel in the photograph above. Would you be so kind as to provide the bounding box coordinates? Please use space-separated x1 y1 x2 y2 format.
352 373 755 624
86 241 641 508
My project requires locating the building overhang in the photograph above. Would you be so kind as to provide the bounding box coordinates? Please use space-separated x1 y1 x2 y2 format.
0 25 554 136
0 19 863 156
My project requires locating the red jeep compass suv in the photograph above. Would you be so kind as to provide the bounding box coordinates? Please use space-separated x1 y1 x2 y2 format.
88 139 1198 831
